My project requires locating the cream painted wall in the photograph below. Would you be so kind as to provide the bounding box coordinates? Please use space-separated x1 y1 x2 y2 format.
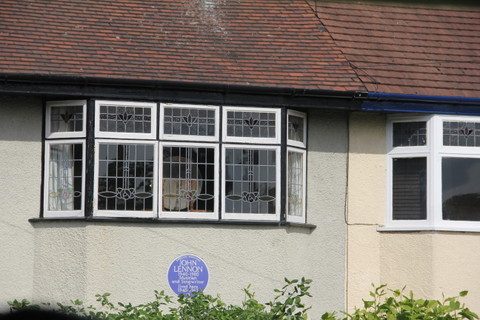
347 112 480 310
0 96 349 318
0 95 42 308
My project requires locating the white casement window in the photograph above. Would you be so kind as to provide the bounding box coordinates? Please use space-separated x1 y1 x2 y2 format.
159 103 219 142
286 110 307 223
46 100 87 139
44 100 87 217
387 115 480 231
95 100 157 140
222 106 281 144
44 140 86 217
222 144 281 221
44 100 309 224
94 140 158 218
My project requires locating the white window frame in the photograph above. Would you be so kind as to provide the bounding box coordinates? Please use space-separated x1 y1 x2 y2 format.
385 114 480 232
45 100 87 139
93 139 158 218
221 144 281 221
44 139 86 218
287 109 307 148
159 103 219 142
286 147 306 223
95 100 157 140
222 106 281 144
158 141 219 220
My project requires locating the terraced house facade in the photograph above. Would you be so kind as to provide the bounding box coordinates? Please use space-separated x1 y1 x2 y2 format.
0 0 479 317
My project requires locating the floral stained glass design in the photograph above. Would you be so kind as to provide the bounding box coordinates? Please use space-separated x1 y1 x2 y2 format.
163 107 216 136
162 146 215 212
443 121 480 147
50 105 83 133
97 143 154 212
226 111 276 138
393 122 426 147
224 148 276 214
99 105 152 134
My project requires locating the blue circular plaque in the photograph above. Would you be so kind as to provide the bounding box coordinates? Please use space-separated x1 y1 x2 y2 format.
167 254 209 296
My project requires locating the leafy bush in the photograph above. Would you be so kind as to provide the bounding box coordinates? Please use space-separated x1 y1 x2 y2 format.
322 284 478 320
7 281 478 320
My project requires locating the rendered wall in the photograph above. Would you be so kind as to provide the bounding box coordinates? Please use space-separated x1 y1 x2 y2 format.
347 112 480 310
0 95 349 317
0 95 42 308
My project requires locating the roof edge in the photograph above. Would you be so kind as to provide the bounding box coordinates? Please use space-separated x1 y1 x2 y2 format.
0 72 361 99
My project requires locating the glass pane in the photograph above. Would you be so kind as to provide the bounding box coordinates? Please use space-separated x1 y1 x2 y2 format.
392 157 427 220
224 148 277 214
226 110 277 138
288 114 304 144
163 107 216 137
48 143 83 211
50 105 83 133
442 158 480 221
99 104 152 134
443 121 480 147
288 151 304 217
97 143 154 212
392 122 426 147
162 146 215 213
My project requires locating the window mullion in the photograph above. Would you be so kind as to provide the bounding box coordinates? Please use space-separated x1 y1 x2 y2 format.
429 115 442 228
85 99 96 217
280 107 287 222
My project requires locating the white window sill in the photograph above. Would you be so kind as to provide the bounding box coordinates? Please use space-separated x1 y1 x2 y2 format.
378 225 480 233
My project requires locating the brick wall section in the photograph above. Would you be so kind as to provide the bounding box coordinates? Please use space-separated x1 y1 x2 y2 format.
315 1 480 97
0 0 364 91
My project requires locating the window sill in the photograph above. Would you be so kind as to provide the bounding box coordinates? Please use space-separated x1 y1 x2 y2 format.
29 217 317 230
378 225 480 233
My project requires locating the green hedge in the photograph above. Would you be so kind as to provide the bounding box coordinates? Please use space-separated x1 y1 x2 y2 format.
8 279 478 320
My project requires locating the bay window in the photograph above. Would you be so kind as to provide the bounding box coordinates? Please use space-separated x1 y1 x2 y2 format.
43 100 308 224
387 115 480 231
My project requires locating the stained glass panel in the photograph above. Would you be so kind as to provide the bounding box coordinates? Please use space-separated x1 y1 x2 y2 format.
393 122 426 147
50 105 84 134
162 146 215 213
226 111 276 138
97 143 154 212
163 107 216 137
224 148 277 214
99 105 152 134
288 114 304 144
48 143 83 211
443 121 480 147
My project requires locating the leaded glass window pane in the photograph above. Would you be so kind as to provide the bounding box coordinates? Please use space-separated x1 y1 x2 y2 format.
50 105 84 134
442 157 480 221
163 107 216 137
224 148 277 214
443 121 480 147
288 115 304 144
392 157 427 220
393 122 426 147
99 104 152 134
97 143 154 212
162 146 215 213
226 111 276 138
48 143 83 211
288 151 304 217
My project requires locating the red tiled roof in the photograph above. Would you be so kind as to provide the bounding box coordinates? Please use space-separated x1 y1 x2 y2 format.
0 0 364 91
315 1 480 97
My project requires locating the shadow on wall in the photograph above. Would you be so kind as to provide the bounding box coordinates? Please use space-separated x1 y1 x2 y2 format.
307 109 349 154
348 112 387 155
0 95 43 142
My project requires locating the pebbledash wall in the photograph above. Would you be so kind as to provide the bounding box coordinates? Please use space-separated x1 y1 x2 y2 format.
346 112 480 310
0 94 348 317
